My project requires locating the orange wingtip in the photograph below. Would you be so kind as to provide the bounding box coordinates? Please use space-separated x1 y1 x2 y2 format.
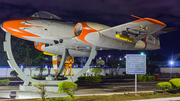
131 15 166 26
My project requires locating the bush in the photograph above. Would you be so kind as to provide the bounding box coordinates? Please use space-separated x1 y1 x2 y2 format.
137 75 147 82
91 76 101 83
0 79 10 86
169 78 180 92
91 68 102 76
137 76 155 82
157 82 172 93
84 76 101 84
78 76 101 84
137 76 143 82
142 76 147 82
58 81 77 99
147 76 156 81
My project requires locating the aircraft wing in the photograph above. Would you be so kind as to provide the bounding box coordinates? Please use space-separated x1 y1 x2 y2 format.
99 15 166 43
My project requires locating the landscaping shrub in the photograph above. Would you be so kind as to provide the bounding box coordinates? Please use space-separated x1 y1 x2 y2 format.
84 76 101 84
147 76 156 81
157 82 172 93
77 76 85 81
58 81 77 99
0 79 9 86
78 76 101 84
137 75 143 82
91 68 102 76
142 76 147 82
169 78 180 92
137 75 147 82
138 76 155 82
91 76 101 83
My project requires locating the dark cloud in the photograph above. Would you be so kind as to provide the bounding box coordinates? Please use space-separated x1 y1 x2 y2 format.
0 0 179 56
0 2 37 21
0 0 179 24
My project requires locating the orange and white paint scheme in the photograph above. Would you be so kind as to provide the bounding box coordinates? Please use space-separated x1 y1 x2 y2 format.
1 11 176 73
52 56 58 73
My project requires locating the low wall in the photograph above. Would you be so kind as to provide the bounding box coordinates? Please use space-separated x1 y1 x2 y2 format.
160 67 180 73
0 67 126 77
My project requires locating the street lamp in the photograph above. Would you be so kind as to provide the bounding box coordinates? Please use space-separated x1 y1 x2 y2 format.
169 60 174 79
106 55 111 63
140 52 145 55
170 61 174 65
99 57 102 60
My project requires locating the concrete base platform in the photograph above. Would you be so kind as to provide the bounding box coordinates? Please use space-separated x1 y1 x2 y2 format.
19 85 59 92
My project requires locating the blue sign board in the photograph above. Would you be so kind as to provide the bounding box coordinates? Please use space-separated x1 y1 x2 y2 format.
126 54 146 74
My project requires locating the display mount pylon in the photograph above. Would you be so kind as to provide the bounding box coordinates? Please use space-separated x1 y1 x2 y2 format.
55 48 67 78
4 32 97 90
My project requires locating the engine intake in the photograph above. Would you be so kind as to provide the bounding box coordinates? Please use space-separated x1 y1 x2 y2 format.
74 23 82 37
74 22 97 44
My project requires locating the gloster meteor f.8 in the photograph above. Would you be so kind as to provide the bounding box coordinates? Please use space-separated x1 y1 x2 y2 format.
1 11 175 57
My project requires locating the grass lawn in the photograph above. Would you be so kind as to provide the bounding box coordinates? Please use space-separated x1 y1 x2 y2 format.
16 92 180 101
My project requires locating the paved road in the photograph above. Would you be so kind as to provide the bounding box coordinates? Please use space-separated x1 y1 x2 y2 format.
0 80 179 101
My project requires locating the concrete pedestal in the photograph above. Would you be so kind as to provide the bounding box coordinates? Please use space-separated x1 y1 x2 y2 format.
46 75 54 80
19 85 59 92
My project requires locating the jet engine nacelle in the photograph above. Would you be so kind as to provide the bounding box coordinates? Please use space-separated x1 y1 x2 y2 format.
34 42 90 57
74 22 110 44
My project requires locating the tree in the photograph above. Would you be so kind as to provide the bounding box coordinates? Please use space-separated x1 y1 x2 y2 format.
35 66 46 78
147 53 167 63
11 36 46 66
96 59 105 67
32 82 47 101
176 56 180 61
73 57 81 67
58 81 77 99
0 33 8 66
10 70 18 77
78 57 87 67
90 59 97 66
106 58 120 76
28 67 34 77
147 64 159 75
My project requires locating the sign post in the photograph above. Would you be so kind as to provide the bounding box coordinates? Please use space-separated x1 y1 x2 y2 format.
126 54 146 96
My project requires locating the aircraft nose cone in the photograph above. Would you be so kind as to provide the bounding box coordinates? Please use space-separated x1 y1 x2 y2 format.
2 19 26 33
0 23 3 28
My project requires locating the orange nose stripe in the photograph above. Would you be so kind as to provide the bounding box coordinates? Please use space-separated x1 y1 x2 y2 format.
3 18 41 40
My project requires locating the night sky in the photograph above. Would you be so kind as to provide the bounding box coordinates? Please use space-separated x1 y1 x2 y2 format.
0 0 179 58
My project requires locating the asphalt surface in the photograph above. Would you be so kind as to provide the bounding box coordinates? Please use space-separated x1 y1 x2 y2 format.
0 79 180 101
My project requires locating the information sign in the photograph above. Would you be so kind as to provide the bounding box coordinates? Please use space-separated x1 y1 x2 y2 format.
126 54 146 74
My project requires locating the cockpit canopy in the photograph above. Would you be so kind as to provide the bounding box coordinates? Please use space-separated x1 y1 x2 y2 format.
30 11 65 21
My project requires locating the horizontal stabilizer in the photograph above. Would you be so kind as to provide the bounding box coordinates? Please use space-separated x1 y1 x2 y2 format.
161 27 178 33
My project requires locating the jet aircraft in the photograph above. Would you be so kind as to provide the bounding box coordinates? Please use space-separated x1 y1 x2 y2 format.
1 11 177 74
